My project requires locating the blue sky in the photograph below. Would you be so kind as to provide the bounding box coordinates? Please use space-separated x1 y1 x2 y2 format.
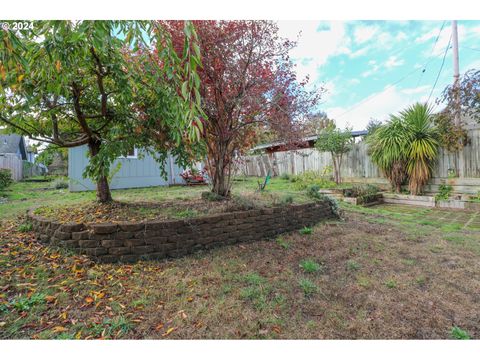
278 20 480 130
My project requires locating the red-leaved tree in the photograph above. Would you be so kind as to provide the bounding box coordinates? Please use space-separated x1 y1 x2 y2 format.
161 21 322 197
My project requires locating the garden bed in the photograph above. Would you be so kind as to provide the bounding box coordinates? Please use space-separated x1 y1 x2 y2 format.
342 193 383 207
382 193 436 207
28 201 335 263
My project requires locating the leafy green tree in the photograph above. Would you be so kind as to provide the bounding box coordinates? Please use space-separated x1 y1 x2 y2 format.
315 125 353 184
365 118 382 139
0 20 203 202
34 144 67 168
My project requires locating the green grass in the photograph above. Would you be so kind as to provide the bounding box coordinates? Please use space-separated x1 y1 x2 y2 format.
17 222 33 232
10 293 46 311
1 176 315 220
441 223 463 232
276 236 290 249
299 227 313 235
450 326 471 340
298 278 317 296
385 279 397 289
346 260 360 271
299 259 322 273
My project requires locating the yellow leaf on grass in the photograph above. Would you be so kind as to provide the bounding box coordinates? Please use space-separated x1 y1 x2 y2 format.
92 291 105 299
52 326 67 333
84 296 94 304
45 295 56 303
162 327 175 337
155 323 164 331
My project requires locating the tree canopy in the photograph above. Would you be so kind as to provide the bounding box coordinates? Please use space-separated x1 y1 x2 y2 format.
0 20 203 202
161 20 322 197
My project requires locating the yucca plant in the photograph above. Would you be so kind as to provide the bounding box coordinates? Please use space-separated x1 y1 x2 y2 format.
367 115 408 193
401 103 439 195
367 103 439 195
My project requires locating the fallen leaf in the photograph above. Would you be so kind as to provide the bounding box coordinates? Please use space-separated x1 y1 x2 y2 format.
45 295 56 303
84 296 94 304
162 327 176 337
155 323 164 331
272 325 281 334
52 326 67 333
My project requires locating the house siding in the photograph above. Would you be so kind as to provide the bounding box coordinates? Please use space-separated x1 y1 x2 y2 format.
68 145 185 192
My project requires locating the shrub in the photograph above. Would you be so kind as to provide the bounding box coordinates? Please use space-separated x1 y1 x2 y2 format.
201 191 225 202
290 170 336 190
280 195 294 205
280 173 290 181
0 168 13 191
51 177 68 189
306 186 342 218
435 184 453 201
343 184 379 197
229 195 258 211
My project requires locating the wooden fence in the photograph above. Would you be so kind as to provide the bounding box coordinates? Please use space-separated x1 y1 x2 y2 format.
238 126 480 194
0 154 23 181
0 154 46 180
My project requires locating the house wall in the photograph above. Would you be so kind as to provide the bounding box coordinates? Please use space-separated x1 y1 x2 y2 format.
68 145 185 192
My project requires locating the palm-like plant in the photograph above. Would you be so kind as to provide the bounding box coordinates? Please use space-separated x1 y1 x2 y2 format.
367 103 439 195
367 115 408 193
401 103 439 195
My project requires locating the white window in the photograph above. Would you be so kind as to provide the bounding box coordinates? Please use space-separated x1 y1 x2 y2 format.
119 147 138 159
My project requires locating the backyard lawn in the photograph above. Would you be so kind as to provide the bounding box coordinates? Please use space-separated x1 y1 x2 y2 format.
0 177 479 339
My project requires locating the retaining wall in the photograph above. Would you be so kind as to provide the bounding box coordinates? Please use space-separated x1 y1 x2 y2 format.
28 201 335 263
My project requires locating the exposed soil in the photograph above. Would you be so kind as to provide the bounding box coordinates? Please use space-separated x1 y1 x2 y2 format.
32 197 261 224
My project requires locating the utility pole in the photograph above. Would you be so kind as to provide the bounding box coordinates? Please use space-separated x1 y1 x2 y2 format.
452 20 460 126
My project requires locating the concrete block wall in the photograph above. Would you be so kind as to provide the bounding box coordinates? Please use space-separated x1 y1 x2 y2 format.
28 201 335 263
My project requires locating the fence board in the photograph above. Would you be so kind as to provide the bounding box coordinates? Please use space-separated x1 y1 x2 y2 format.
0 154 23 181
239 127 480 194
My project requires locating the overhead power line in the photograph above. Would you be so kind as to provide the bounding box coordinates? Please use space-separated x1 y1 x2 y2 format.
416 20 446 89
427 34 452 104
336 55 440 120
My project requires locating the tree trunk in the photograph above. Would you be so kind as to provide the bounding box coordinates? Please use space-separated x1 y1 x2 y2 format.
209 140 231 198
332 155 341 184
88 139 113 203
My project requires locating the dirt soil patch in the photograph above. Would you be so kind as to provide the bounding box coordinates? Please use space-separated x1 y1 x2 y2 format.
32 197 261 224
1 205 479 339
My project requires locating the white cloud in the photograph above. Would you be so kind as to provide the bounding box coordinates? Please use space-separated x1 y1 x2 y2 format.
385 55 404 68
277 21 351 83
361 63 380 77
401 85 431 95
416 24 468 58
326 85 437 130
353 25 379 44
